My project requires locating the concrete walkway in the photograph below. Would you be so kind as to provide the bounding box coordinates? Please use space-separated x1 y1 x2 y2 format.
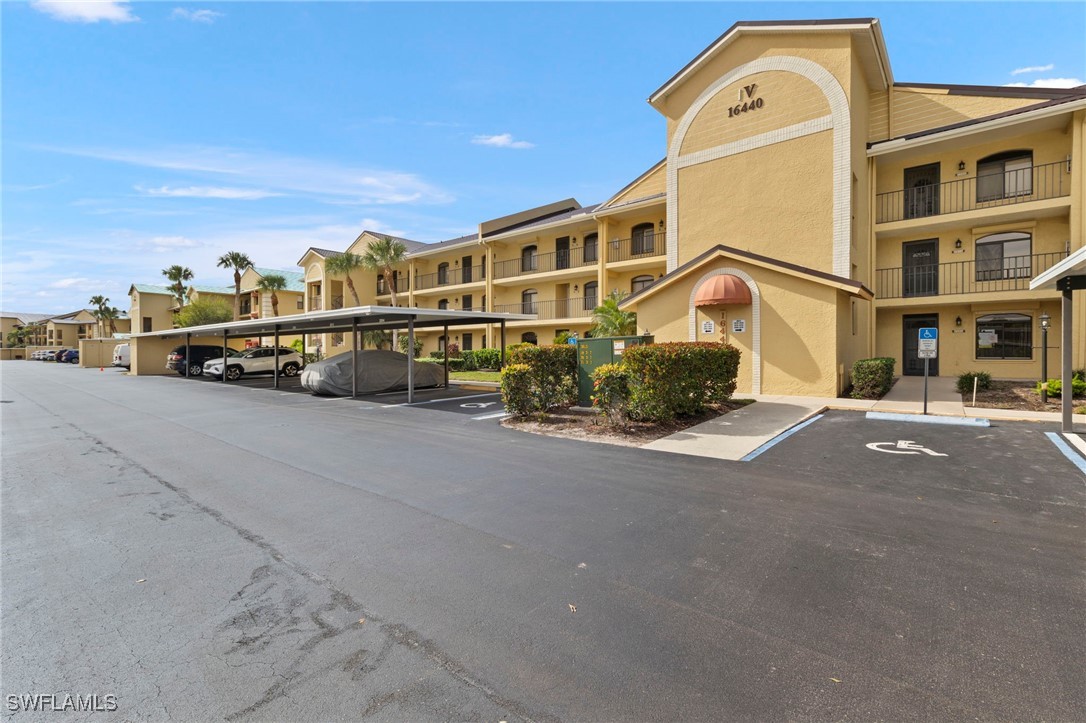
644 377 1085 461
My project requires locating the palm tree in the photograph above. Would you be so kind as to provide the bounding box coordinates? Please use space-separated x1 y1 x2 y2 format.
256 274 288 317
591 290 638 337
362 330 391 349
162 265 194 309
99 306 120 337
89 294 109 338
359 235 408 307
324 252 365 307
216 251 254 321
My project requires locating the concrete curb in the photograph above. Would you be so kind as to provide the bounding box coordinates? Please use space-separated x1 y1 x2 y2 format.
865 411 991 427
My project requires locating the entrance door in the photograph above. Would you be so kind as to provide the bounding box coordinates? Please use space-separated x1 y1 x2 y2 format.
903 163 940 219
903 314 939 376
556 237 570 270
903 239 938 297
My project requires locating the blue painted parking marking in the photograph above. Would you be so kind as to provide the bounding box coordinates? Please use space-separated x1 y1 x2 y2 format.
1044 432 1086 478
740 414 824 462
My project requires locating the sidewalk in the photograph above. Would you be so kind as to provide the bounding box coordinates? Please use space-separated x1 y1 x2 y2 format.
644 378 1086 461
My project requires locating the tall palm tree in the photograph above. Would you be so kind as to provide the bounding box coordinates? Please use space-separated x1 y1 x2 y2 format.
256 274 288 317
216 251 254 321
99 306 120 337
162 265 194 309
359 236 408 307
591 290 638 337
324 252 365 307
89 294 109 338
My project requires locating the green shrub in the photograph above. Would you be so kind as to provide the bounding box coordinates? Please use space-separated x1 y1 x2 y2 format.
618 342 741 421
591 363 631 425
956 371 992 395
448 357 465 372
850 357 896 399
1037 377 1086 397
500 364 535 416
473 348 501 369
1073 368 1086 382
397 334 423 358
460 350 478 371
499 345 577 415
429 350 445 359
554 331 572 345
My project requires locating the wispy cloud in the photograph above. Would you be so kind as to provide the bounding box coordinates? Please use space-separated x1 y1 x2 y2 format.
39 144 454 205
1004 77 1083 88
30 0 137 24
2 177 70 192
136 185 281 200
471 133 535 149
48 277 110 292
137 235 204 253
171 8 222 24
1011 63 1055 76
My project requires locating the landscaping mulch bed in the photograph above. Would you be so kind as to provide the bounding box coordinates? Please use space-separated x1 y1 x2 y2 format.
502 399 755 447
965 380 1085 413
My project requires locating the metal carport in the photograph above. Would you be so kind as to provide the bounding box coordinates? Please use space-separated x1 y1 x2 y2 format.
130 306 533 403
1030 245 1086 432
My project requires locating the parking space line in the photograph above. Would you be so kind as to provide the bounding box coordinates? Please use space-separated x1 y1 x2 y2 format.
1045 433 1086 477
405 392 501 407
740 414 824 462
865 411 990 427
1062 432 1086 458
471 411 509 421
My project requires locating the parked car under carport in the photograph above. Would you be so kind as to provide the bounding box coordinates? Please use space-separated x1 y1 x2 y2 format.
300 350 443 396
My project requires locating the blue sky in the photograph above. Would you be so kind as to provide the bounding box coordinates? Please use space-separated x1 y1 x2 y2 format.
3 1 1084 314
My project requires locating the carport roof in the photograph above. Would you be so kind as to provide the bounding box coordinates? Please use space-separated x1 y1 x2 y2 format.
130 305 535 339
1030 245 1086 290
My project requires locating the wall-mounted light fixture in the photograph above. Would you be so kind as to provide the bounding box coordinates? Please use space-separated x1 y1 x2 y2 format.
573 284 578 292
658 220 665 230
958 161 966 172
955 239 962 249
955 316 962 327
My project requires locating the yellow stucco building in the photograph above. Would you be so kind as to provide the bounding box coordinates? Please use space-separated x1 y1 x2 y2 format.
289 17 1085 396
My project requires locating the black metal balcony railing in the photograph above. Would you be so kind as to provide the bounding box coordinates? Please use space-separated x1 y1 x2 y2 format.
494 297 596 321
415 264 486 290
493 246 597 280
376 279 405 295
875 251 1067 299
876 161 1069 224
608 232 666 263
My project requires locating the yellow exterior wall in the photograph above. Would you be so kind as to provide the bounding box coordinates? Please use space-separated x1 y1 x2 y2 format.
130 291 175 333
131 335 238 376
78 339 116 368
888 87 1042 139
604 162 666 206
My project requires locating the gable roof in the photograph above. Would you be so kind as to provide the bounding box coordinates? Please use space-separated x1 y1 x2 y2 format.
596 159 666 212
619 244 873 308
247 267 305 293
130 283 175 296
0 311 52 324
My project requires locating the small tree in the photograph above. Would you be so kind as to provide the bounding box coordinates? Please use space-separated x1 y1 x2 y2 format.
325 252 365 307
162 265 194 309
217 251 254 321
590 290 637 337
360 236 408 307
99 306 120 336
256 273 288 317
176 297 234 327
88 294 109 338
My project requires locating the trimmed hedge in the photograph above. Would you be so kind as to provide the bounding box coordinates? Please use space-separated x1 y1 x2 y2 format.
500 344 577 416
459 350 479 371
472 348 501 370
622 342 740 421
850 357 895 399
591 363 631 425
956 371 992 395
1038 377 1086 397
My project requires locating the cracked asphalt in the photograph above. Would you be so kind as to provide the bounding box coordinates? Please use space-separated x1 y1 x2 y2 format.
2 362 1084 721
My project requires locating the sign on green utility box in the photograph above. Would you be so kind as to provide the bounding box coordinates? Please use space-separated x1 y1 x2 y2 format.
575 335 653 407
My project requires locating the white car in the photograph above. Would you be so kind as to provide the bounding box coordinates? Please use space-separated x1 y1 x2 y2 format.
203 347 303 381
112 343 130 369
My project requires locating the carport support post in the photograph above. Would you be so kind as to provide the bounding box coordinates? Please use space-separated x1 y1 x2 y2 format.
407 317 415 404
221 330 228 383
184 332 191 378
443 323 449 388
500 320 506 368
1062 288 1072 432
273 324 280 390
351 318 358 399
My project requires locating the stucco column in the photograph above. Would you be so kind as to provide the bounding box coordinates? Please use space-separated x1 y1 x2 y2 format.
597 220 610 297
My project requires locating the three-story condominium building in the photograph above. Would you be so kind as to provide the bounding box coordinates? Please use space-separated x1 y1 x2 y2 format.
295 17 1085 396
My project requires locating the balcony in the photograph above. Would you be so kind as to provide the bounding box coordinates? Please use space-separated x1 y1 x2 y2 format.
494 297 596 321
494 246 597 280
607 232 666 263
375 280 405 296
308 297 322 311
876 161 1068 224
415 264 486 291
875 251 1067 300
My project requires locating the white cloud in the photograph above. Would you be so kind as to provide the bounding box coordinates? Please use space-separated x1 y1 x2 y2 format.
171 8 222 23
1011 64 1055 76
30 0 137 23
137 235 204 253
49 277 93 289
1004 78 1083 88
136 185 281 200
40 144 454 205
471 133 535 149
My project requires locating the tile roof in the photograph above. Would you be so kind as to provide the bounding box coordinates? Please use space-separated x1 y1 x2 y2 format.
249 267 306 292
0 311 52 324
131 283 175 296
189 284 236 294
487 204 600 236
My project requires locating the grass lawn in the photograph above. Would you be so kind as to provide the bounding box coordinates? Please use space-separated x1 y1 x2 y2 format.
448 370 501 383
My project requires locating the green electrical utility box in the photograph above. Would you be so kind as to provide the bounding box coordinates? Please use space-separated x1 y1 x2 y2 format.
576 335 653 407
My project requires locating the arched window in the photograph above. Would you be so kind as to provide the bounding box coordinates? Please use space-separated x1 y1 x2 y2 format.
521 332 538 345
631 275 655 293
631 223 655 256
583 233 598 263
437 262 450 285
521 289 538 315
976 232 1032 281
583 281 598 310
976 313 1032 360
977 150 1032 202
521 245 538 273
437 299 449 310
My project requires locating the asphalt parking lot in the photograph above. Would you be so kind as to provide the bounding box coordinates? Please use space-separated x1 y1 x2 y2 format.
3 363 1083 720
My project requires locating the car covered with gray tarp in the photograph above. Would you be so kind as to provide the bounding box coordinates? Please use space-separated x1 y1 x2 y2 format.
300 349 445 396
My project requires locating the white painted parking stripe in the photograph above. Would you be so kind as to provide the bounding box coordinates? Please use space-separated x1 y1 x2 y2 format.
471 411 509 421
405 392 501 406
1062 432 1086 458
1045 433 1086 478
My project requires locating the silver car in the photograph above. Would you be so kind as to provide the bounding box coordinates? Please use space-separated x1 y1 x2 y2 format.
204 347 303 381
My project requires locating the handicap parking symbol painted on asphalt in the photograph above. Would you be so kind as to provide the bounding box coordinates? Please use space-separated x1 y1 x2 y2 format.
865 440 947 456
461 401 497 409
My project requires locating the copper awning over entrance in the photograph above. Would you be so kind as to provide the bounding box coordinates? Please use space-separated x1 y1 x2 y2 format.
694 274 752 306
